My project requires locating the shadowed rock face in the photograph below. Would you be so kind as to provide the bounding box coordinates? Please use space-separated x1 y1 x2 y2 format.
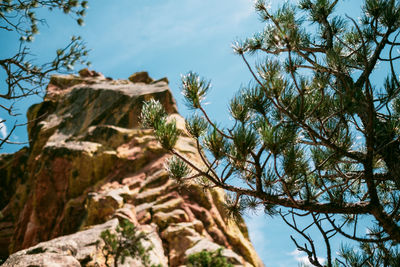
0 70 264 267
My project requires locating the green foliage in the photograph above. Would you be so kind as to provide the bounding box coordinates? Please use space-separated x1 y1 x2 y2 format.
223 193 246 222
231 125 257 160
204 128 227 160
181 71 211 109
242 85 271 117
0 0 90 148
187 249 233 267
154 117 180 151
141 0 400 266
99 219 160 267
140 99 180 151
0 0 88 42
230 93 250 123
165 155 191 182
186 114 208 138
338 241 400 267
140 99 167 129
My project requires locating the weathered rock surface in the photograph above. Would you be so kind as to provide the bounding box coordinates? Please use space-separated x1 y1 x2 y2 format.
0 70 264 266
2 219 169 267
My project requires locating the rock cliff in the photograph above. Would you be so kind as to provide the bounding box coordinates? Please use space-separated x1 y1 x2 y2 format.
0 70 264 266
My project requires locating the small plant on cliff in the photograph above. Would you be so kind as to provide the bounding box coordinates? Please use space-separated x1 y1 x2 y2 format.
187 249 233 267
98 219 159 267
141 0 400 265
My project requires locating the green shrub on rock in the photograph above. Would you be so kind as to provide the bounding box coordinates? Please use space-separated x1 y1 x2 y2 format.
187 248 233 267
98 219 160 267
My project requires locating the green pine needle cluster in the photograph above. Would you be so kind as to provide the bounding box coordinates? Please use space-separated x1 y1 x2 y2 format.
165 156 191 183
182 72 211 109
140 99 180 151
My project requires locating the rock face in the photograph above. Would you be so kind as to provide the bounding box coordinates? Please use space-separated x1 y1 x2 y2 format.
0 70 264 266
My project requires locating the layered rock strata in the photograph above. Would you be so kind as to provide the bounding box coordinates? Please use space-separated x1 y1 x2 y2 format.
0 70 264 266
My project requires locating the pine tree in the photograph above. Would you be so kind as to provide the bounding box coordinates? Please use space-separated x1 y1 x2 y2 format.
98 219 160 267
0 0 90 148
141 0 400 265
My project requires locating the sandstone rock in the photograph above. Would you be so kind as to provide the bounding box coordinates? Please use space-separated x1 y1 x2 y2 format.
184 239 242 265
152 77 169 84
152 197 183 213
78 68 102 78
153 209 189 230
135 224 168 267
0 148 29 259
0 71 264 267
2 219 119 267
3 253 81 267
85 187 129 225
113 204 138 224
162 221 204 266
2 218 168 267
128 71 154 84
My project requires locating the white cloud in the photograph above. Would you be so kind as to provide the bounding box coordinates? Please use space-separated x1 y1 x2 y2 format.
0 119 7 139
90 0 257 70
290 249 325 266
247 213 270 252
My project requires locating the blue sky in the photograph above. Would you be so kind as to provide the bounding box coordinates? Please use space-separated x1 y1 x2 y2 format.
0 0 366 266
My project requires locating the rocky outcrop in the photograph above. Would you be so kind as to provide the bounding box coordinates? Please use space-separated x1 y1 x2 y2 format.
0 70 264 266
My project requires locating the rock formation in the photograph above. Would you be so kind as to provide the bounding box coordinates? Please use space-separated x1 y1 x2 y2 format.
0 70 264 266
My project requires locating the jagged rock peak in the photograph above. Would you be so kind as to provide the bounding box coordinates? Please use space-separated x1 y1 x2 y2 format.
0 70 264 267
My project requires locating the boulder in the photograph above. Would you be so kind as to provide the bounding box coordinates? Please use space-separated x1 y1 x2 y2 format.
128 71 154 84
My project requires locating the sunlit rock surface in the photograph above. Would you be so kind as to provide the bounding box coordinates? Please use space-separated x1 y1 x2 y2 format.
0 70 264 267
